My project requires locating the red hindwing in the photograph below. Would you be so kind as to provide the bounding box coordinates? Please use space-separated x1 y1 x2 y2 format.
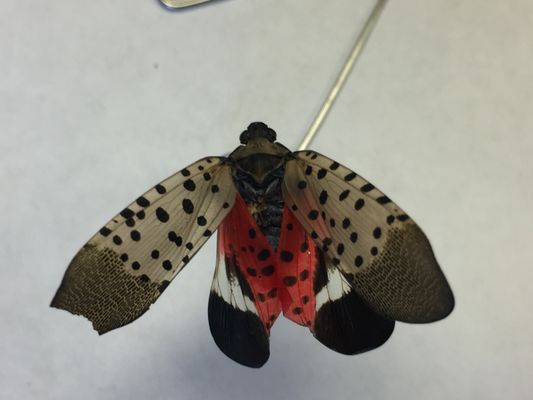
218 194 317 332
217 195 281 331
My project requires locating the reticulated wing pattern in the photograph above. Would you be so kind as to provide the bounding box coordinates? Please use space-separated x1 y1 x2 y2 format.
51 157 237 334
282 151 454 323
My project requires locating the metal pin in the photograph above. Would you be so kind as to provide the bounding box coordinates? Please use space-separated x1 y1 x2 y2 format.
160 0 388 149
298 0 388 151
159 0 211 8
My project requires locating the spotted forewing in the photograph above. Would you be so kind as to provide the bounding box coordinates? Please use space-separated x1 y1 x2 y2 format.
51 157 236 334
52 123 454 367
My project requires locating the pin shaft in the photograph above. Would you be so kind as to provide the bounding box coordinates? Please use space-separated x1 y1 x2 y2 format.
298 0 388 151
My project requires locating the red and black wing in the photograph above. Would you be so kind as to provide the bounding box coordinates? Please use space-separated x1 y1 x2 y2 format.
276 206 395 354
208 195 281 368
282 150 454 323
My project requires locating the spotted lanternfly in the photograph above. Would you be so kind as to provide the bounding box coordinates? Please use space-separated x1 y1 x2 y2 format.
52 122 454 367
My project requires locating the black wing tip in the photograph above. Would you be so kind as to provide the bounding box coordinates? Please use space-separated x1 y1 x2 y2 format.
208 293 270 368
313 290 395 355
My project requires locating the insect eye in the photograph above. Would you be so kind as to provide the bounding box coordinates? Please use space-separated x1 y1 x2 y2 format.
239 130 251 144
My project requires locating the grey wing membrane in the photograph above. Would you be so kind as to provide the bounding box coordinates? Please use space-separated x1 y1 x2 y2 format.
51 157 237 334
282 151 454 323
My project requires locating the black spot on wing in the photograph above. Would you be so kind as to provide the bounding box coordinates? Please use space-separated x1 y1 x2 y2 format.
313 289 395 355
313 248 329 295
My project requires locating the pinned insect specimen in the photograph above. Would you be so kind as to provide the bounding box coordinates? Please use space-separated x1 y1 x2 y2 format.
52 0 453 367
52 122 454 367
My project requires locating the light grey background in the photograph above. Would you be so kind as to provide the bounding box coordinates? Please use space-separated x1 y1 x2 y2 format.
1 0 532 399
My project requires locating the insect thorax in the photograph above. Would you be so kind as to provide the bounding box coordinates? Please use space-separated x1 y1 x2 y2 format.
231 154 286 250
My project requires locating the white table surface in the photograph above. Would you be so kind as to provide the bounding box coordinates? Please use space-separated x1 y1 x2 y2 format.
1 1 532 399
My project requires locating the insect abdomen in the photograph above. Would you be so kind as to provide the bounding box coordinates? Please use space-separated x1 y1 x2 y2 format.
231 165 285 250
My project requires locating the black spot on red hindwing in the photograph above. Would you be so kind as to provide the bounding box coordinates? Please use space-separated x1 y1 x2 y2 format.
257 249 270 261
267 288 278 298
283 276 298 287
261 265 275 276
280 251 294 262
300 270 309 281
